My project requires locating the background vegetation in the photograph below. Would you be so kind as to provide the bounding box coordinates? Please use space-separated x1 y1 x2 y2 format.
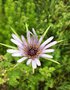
0 0 70 90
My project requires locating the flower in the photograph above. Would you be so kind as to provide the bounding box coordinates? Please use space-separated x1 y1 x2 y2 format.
7 28 57 69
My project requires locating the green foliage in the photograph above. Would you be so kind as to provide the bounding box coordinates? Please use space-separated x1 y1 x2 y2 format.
57 82 70 90
0 0 70 90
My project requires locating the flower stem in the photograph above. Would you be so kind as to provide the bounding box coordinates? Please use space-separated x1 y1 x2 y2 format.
32 68 35 74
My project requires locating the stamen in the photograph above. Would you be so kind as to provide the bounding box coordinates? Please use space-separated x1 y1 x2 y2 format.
28 48 38 56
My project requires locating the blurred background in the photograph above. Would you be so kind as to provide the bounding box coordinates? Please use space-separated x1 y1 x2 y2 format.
0 0 70 90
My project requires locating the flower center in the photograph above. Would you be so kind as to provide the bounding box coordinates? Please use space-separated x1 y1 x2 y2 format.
28 48 38 56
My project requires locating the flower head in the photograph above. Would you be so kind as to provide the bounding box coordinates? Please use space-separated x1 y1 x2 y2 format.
7 28 57 69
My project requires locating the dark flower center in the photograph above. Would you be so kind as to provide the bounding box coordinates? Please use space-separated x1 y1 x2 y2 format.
28 48 38 56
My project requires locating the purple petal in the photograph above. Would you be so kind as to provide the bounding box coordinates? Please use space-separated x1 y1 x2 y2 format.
21 35 27 46
44 41 57 49
7 49 19 53
35 59 41 66
17 57 27 63
40 36 54 48
11 39 23 48
40 54 53 58
32 60 37 69
39 36 43 44
12 51 23 57
32 28 37 36
42 49 54 53
12 34 22 43
27 30 31 44
26 59 32 65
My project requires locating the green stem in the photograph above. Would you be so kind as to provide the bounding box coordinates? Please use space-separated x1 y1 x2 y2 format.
32 68 35 74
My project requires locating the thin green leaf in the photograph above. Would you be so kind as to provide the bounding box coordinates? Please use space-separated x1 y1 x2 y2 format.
25 23 29 31
57 40 64 43
0 43 16 49
14 63 20 68
10 26 19 37
46 58 60 64
43 25 51 38
39 25 51 44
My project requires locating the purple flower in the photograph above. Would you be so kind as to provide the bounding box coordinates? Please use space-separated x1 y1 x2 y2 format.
7 28 57 69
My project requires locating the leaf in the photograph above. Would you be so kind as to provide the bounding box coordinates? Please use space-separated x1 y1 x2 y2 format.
45 58 60 64
43 25 51 38
10 26 19 37
57 40 64 43
0 78 5 84
25 23 29 31
0 43 16 49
